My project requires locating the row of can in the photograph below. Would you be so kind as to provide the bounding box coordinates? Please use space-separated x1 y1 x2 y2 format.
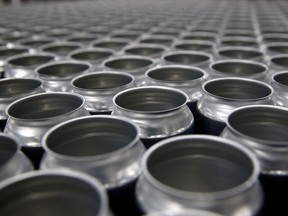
0 0 288 216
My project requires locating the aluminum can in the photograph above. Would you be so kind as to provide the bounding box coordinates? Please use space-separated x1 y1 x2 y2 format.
0 46 29 67
5 53 56 78
136 135 263 216
0 169 111 216
69 48 115 71
91 38 131 52
36 60 91 92
112 86 194 148
0 133 33 181
271 71 288 107
103 55 155 86
197 77 274 135
221 105 288 215
41 115 145 215
4 92 90 168
72 71 134 114
123 44 168 59
0 78 44 131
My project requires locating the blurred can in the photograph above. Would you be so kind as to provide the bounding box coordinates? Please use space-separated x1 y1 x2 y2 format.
91 38 131 52
123 44 168 60
0 133 33 181
5 53 56 78
41 115 145 215
72 71 134 114
112 86 194 148
197 78 274 135
0 169 111 216
4 92 90 168
103 55 155 86
271 71 288 107
69 48 115 71
221 105 288 215
210 59 269 82
268 54 288 80
40 42 83 60
0 46 29 67
136 135 263 216
19 37 56 53
0 78 44 131
172 40 216 55
36 61 91 92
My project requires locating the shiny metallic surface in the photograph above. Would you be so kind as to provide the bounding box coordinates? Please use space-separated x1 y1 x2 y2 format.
40 41 83 60
271 71 288 107
123 44 168 59
138 35 176 47
0 78 44 120
216 46 264 62
144 209 224 216
221 105 288 175
19 37 56 53
36 61 91 92
210 59 269 81
4 92 90 147
0 169 110 216
219 37 259 48
91 38 131 51
0 133 33 181
268 54 288 79
41 115 145 189
172 40 216 55
136 135 263 216
0 46 29 67
197 77 274 122
161 50 212 69
5 53 56 78
264 42 288 57
69 48 115 70
103 55 155 86
112 86 193 139
145 65 207 102
72 71 134 113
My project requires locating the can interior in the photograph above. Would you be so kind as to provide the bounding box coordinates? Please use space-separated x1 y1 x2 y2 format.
73 73 132 89
0 48 28 58
219 49 263 59
67 36 97 44
71 50 113 61
204 79 271 99
115 87 187 112
212 61 266 75
0 175 102 216
274 72 288 85
0 136 17 166
21 39 54 48
37 63 89 77
92 41 128 49
267 45 288 53
105 57 153 70
125 47 164 56
45 117 137 157
43 45 80 55
164 53 210 64
228 106 288 142
7 94 83 119
0 79 41 97
139 38 172 45
271 56 288 67
175 43 213 51
221 40 258 47
147 137 253 192
9 55 54 67
148 67 203 81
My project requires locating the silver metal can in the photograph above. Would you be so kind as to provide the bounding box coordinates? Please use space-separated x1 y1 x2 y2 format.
112 86 194 148
103 55 155 87
271 71 288 107
5 53 56 78
0 133 33 181
91 38 131 52
0 78 44 130
123 44 168 59
4 92 90 168
210 59 269 82
72 71 134 114
69 48 115 71
0 169 111 216
197 77 273 135
41 115 145 215
36 60 91 92
221 105 288 215
161 50 212 70
172 40 216 55
136 135 263 216
0 46 29 67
